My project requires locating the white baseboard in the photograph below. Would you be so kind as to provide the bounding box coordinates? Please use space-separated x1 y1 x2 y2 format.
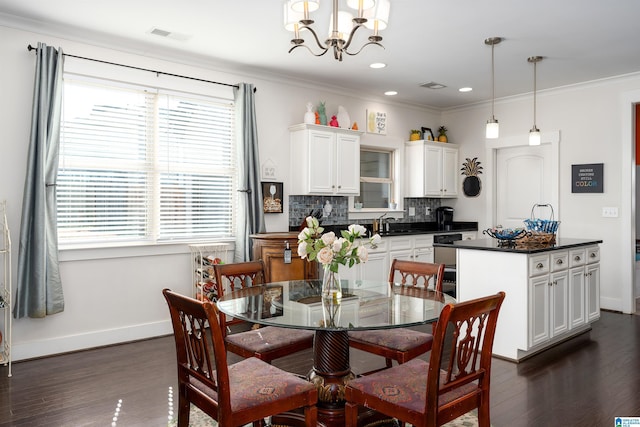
11 320 173 361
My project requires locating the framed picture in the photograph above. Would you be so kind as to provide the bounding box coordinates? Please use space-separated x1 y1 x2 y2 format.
421 127 434 141
366 110 387 135
262 182 283 213
571 163 604 193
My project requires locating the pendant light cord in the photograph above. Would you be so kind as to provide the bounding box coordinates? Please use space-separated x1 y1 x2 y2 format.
491 43 495 118
533 60 537 127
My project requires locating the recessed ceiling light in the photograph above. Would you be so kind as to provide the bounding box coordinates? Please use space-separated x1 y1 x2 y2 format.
459 87 473 92
384 91 398 96
370 63 387 69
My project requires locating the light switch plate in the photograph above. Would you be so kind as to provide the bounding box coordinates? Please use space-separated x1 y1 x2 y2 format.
602 207 618 217
409 207 415 216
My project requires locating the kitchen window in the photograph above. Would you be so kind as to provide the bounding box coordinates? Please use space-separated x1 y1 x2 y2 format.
359 148 395 209
57 78 236 246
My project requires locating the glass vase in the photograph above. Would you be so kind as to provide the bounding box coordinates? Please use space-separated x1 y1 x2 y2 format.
321 264 342 327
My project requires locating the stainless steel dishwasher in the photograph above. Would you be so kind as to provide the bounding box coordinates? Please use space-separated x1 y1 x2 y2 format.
433 233 462 297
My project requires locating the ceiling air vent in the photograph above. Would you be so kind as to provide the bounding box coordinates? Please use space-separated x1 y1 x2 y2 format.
420 82 447 90
148 27 191 41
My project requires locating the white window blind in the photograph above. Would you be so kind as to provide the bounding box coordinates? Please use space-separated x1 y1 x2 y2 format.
57 79 236 245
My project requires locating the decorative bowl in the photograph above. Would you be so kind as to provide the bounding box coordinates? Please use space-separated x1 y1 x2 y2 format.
483 227 528 244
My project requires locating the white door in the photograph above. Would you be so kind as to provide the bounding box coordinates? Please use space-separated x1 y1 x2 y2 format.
495 144 554 230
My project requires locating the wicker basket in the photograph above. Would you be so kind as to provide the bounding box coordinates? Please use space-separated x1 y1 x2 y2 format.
516 232 556 248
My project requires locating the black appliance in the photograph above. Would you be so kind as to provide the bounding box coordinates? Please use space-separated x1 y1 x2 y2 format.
435 206 454 230
433 232 462 298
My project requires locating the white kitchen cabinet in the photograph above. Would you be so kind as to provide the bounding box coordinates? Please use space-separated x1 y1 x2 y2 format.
340 239 390 283
584 246 600 322
290 123 362 195
529 250 572 347
405 140 459 198
388 235 435 281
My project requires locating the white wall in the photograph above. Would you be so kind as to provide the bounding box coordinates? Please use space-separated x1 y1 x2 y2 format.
0 24 439 360
444 75 640 314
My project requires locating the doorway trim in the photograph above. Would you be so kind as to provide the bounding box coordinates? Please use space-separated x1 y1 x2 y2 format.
484 130 560 231
620 90 639 314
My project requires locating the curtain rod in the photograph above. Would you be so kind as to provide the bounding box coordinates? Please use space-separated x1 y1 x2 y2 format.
27 44 256 92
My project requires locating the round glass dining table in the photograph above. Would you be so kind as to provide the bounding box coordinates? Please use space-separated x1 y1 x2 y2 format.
216 279 455 427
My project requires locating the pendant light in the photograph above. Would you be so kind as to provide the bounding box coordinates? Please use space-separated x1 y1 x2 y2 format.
528 56 543 146
485 37 502 139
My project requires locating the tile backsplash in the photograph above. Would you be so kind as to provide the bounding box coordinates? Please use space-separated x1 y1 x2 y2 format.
289 195 443 228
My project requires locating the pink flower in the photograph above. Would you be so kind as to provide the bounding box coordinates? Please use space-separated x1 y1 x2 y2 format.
317 246 334 265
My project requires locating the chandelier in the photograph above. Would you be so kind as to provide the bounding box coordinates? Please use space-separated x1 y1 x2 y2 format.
284 0 390 61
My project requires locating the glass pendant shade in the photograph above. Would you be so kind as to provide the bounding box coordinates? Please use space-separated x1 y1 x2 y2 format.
486 119 499 139
290 0 320 13
529 127 541 145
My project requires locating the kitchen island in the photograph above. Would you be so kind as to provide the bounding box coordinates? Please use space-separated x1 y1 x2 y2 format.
434 238 602 362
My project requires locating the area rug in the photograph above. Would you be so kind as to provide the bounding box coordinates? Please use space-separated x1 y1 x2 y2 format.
168 404 482 426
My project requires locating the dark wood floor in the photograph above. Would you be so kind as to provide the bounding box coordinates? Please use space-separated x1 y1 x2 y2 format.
1 310 639 426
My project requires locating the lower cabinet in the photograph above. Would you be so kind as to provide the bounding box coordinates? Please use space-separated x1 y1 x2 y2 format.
528 246 600 349
340 240 390 283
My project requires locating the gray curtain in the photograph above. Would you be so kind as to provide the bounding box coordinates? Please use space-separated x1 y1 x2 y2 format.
233 83 265 262
14 42 65 319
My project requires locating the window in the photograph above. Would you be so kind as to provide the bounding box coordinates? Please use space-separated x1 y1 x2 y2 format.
57 78 236 245
359 149 394 208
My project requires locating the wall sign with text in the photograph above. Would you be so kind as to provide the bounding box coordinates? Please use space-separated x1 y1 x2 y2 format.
572 163 603 193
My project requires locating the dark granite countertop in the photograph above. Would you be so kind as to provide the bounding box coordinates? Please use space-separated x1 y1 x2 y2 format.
291 221 478 236
433 237 603 254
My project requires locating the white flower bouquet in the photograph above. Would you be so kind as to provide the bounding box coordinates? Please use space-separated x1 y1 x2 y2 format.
297 216 382 273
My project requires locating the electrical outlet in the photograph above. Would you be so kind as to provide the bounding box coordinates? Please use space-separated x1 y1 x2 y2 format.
602 207 618 217
426 207 432 216
408 207 416 216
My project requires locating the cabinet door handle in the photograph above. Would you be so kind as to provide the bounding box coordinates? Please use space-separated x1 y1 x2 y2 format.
590 252 597 258
574 255 581 262
549 281 553 286
331 185 335 189
556 259 564 265
338 185 342 189
536 262 544 269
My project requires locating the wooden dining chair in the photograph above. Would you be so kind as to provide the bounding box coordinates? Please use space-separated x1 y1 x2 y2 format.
213 260 314 363
345 291 506 427
348 259 445 373
162 289 318 427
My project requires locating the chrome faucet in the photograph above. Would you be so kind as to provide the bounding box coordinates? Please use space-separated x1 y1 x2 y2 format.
376 213 388 233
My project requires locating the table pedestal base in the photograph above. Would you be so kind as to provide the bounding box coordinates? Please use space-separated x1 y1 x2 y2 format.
307 330 353 425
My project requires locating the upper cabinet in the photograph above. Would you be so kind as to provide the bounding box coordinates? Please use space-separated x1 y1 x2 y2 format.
405 140 459 198
290 124 363 196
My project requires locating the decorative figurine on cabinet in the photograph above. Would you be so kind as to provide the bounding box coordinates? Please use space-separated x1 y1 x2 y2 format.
337 105 350 129
317 101 327 126
329 115 339 127
304 102 315 124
